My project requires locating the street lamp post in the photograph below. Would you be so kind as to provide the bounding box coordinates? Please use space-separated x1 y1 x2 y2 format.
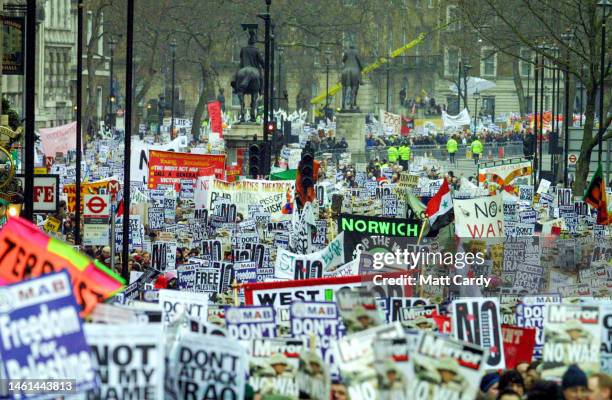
325 48 331 111
473 90 480 133
597 0 610 166
386 61 391 112
170 39 177 138
277 47 284 110
561 31 574 187
108 37 116 127
463 63 472 111
457 59 462 113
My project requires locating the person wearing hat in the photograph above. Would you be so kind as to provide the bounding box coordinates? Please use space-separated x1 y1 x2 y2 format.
498 370 525 397
410 316 436 331
352 305 375 331
561 364 588 400
435 357 465 390
479 371 500 399
269 353 291 377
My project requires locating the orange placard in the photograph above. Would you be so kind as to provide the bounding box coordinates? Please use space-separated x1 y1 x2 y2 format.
148 150 226 189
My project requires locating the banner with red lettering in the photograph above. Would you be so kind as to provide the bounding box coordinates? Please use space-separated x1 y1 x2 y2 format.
502 324 536 369
38 122 79 157
147 150 226 189
207 101 223 137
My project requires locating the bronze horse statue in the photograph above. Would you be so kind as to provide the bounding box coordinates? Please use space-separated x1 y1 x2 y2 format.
231 33 263 122
341 45 363 111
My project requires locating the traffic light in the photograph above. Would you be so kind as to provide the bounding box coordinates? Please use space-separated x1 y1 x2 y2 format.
248 141 271 177
265 121 276 137
296 147 320 205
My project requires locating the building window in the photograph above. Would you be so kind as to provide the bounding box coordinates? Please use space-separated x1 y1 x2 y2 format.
446 5 461 31
480 48 497 77
482 96 495 119
97 87 103 118
520 48 532 77
428 0 435 8
445 47 460 77
446 95 460 115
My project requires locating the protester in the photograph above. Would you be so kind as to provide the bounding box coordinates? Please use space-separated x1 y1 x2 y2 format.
561 365 589 400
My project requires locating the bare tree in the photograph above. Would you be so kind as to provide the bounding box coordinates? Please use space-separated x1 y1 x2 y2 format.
457 0 611 193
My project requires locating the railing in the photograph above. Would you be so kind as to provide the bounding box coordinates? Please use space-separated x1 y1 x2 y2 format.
315 141 548 162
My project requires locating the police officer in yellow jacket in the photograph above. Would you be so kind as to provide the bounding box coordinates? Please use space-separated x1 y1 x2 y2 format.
387 144 399 164
446 135 458 165
399 141 411 170
470 137 483 165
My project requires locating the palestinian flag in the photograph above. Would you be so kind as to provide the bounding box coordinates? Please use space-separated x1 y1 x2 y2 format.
583 163 609 225
426 179 453 226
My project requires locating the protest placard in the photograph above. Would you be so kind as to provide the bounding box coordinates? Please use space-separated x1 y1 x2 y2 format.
0 272 97 395
542 303 601 379
147 150 225 189
452 297 505 369
602 303 612 373
275 232 344 280
333 323 403 400
151 241 177 271
84 323 163 399
158 289 208 326
502 324 537 369
225 306 276 345
454 194 504 239
249 338 302 398
168 332 246 400
0 217 124 316
406 331 487 400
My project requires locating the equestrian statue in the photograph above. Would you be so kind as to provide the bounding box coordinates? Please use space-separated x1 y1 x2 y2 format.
341 44 363 111
231 30 263 123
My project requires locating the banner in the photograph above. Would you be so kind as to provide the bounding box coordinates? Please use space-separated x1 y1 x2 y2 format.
452 297 505 369
454 194 504 238
0 272 97 395
441 108 471 128
130 136 189 184
542 303 600 379
338 213 420 263
169 332 246 399
207 101 223 136
151 241 177 271
147 150 225 189
196 177 294 218
380 110 401 136
0 218 124 316
478 161 532 192
39 122 79 157
84 323 163 399
275 232 344 280
502 324 536 369
406 331 486 400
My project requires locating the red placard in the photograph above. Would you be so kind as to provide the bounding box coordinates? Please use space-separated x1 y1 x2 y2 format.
502 324 536 369
207 101 223 137
147 150 225 189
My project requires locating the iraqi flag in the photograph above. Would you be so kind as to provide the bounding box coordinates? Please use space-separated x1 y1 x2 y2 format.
426 179 453 227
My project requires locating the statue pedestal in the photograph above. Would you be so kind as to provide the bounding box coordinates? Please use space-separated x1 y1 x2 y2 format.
336 112 366 162
223 123 262 164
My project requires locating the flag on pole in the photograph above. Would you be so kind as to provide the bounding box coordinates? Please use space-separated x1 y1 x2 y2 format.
583 162 609 225
426 179 453 226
